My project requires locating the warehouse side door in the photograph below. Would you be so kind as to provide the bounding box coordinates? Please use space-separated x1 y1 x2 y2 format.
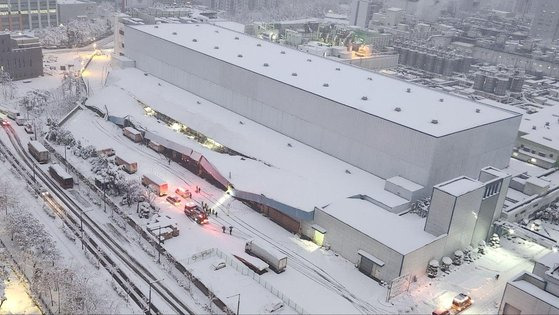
358 250 384 281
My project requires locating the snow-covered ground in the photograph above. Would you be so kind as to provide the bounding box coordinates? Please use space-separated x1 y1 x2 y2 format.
30 49 550 314
391 237 549 314
0 143 137 314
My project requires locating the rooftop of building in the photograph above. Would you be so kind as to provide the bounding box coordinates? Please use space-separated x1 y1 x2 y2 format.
127 23 520 137
435 176 484 196
519 105 559 151
85 66 409 213
509 272 559 308
321 197 438 255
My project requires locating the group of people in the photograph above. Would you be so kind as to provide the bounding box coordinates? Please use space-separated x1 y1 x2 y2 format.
201 201 218 217
222 225 233 235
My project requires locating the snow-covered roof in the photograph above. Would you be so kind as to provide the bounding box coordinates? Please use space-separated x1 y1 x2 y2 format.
518 104 559 151
50 164 72 180
321 198 438 254
537 252 559 269
386 176 423 192
435 176 483 196
127 23 520 137
88 67 407 212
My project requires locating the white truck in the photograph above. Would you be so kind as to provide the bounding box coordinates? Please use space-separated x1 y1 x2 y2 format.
245 240 287 273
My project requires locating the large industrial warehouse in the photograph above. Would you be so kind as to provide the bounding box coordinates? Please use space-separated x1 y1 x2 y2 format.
120 23 521 194
114 22 525 282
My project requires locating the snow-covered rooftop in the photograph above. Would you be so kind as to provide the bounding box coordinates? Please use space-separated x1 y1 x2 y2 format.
321 198 438 254
86 67 405 212
127 23 519 137
519 105 559 151
435 176 483 196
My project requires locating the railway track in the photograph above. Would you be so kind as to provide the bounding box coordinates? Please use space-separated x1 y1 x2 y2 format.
1 125 194 315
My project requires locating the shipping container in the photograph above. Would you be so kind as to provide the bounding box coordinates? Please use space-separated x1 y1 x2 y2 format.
97 148 115 157
245 240 287 273
148 140 165 153
141 174 168 196
15 117 27 126
28 141 49 164
6 110 20 120
49 164 74 189
123 127 143 143
115 155 138 174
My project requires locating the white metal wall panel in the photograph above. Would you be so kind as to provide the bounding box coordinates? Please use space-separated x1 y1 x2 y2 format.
124 27 520 193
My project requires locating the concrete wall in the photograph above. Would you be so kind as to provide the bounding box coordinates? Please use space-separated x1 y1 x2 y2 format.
445 188 484 254
313 208 404 282
123 26 520 193
425 189 456 236
400 236 446 280
499 275 559 315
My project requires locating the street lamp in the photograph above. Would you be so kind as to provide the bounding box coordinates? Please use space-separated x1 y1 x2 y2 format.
226 293 240 315
147 278 164 314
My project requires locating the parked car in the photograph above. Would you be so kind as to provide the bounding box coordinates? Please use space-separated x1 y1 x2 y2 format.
166 195 181 206
175 187 192 199
432 309 450 315
24 124 33 134
0 119 9 126
451 293 472 313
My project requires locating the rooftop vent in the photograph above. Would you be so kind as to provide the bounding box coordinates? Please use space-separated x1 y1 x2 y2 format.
263 63 269 67
545 122 550 126
335 67 341 71
306 59 312 62
154 25 159 28
195 24 199 27
234 36 239 40
291 72 298 76
323 83 329 87
192 38 198 42
367 77 372 81
257 43 262 47
406 88 411 93
361 96 368 101
214 30 219 33
280 51 286 54
439 98 444 102
237 54 243 58
431 119 439 124
475 108 481 113
532 125 537 130
172 32 177 35
394 107 402 112
214 46 219 49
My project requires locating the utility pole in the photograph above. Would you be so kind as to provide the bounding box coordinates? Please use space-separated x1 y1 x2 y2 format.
227 293 240 315
148 278 164 314
158 225 162 264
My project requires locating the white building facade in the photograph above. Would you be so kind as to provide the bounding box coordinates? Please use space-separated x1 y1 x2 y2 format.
122 23 521 195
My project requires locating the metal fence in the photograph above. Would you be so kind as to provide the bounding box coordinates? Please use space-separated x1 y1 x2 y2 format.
187 248 305 314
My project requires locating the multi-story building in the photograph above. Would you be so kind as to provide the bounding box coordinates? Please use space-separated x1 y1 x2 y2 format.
57 0 96 24
349 0 380 29
121 23 521 194
530 0 559 42
0 33 43 80
0 0 57 31
499 251 559 314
